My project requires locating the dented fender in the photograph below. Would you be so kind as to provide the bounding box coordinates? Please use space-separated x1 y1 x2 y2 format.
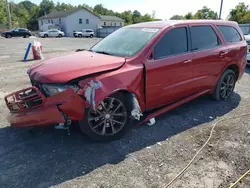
77 63 145 113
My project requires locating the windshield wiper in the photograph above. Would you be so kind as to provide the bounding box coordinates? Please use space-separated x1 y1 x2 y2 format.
92 50 112 55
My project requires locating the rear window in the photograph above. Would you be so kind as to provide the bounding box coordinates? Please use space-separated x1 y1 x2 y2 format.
190 26 220 51
217 26 241 43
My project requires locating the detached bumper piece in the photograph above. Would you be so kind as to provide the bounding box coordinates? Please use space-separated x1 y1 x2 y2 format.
5 87 85 128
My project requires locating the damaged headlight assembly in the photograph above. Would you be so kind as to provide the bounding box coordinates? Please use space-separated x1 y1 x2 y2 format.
42 84 79 96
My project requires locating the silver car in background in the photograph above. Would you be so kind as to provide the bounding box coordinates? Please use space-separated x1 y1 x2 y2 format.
73 29 95 38
39 29 65 38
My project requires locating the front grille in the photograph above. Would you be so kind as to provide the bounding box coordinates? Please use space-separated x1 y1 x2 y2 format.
5 87 45 112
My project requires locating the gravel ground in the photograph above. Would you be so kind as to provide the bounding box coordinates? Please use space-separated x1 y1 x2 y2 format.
0 38 250 188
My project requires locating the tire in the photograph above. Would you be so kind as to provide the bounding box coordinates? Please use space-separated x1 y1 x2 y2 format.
79 95 132 142
44 34 48 38
78 34 82 38
58 34 62 38
6 34 11 38
212 69 236 101
24 34 30 38
90 34 93 38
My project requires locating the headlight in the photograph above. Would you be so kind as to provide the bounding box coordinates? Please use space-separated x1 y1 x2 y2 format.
42 84 79 96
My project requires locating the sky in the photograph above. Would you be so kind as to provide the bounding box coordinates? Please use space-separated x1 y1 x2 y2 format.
13 0 250 20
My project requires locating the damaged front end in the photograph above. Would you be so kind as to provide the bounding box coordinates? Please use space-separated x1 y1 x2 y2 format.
4 86 85 128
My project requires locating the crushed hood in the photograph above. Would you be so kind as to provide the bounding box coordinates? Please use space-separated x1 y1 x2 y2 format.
27 51 125 83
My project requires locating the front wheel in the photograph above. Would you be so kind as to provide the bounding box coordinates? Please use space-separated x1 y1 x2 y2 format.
212 69 236 101
58 34 62 38
79 96 131 142
90 34 93 38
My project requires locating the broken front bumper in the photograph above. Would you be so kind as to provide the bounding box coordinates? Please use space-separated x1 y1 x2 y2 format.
5 87 85 128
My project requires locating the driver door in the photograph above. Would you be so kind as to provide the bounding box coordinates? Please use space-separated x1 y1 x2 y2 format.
145 26 194 110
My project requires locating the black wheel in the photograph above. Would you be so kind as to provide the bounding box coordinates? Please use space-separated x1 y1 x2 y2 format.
79 96 131 142
58 34 62 38
78 34 82 38
90 34 93 38
24 34 30 38
6 34 11 38
212 69 236 101
44 34 48 38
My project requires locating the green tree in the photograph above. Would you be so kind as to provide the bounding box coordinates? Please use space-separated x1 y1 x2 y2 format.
140 13 154 22
184 12 193 19
132 10 141 23
170 15 183 20
55 2 73 11
228 2 250 23
19 1 37 13
0 0 7 24
194 6 217 19
38 0 54 17
9 2 29 27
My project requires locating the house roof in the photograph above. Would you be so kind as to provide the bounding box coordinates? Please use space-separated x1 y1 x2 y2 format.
37 8 101 20
100 15 124 22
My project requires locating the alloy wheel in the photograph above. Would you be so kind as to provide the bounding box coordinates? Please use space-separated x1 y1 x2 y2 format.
87 97 127 136
220 74 235 99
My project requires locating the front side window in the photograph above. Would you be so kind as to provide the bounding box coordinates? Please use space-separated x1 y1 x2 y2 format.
217 25 241 43
79 19 82 24
154 27 188 59
190 25 220 51
90 27 159 57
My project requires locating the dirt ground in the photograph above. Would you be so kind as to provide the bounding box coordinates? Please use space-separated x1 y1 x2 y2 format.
0 37 250 188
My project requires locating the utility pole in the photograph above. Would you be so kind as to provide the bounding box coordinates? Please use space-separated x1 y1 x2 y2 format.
6 0 12 29
219 0 224 19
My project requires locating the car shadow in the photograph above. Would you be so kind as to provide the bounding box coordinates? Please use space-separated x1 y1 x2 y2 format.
0 92 241 188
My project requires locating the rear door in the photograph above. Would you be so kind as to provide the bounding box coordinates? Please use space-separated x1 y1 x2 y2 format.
189 24 228 93
216 25 247 69
145 25 194 109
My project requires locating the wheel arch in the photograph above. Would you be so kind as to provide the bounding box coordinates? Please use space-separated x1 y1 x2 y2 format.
226 64 239 80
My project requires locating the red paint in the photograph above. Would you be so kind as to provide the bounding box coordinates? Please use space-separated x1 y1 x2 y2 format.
5 20 247 129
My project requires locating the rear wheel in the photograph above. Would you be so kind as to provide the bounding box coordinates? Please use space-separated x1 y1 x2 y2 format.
90 34 93 38
24 34 30 38
78 34 82 38
212 69 236 101
44 34 48 38
6 34 11 38
58 34 62 38
79 96 131 142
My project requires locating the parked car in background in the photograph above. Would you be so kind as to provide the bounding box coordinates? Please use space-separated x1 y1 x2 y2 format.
245 35 250 65
39 29 65 38
73 29 95 38
4 20 247 142
1 28 31 38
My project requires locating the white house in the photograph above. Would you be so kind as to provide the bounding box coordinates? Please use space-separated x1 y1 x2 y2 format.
37 8 125 37
99 15 124 27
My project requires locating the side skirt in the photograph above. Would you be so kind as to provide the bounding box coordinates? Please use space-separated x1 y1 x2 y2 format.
138 89 210 125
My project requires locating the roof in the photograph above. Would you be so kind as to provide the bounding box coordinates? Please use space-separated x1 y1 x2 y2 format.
100 15 124 22
37 8 101 20
127 20 238 29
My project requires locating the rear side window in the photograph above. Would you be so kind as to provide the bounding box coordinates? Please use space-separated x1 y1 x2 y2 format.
154 27 188 59
190 26 220 51
217 26 241 43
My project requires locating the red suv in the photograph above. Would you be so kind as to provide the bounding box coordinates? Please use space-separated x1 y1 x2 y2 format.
5 20 247 142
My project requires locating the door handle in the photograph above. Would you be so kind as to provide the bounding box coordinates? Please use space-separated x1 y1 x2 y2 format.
219 51 228 56
183 60 192 63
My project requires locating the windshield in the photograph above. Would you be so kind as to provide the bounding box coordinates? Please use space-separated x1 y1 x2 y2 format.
90 27 159 57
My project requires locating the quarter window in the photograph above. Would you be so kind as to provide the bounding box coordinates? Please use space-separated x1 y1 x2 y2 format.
190 26 220 51
217 26 241 43
154 27 188 59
